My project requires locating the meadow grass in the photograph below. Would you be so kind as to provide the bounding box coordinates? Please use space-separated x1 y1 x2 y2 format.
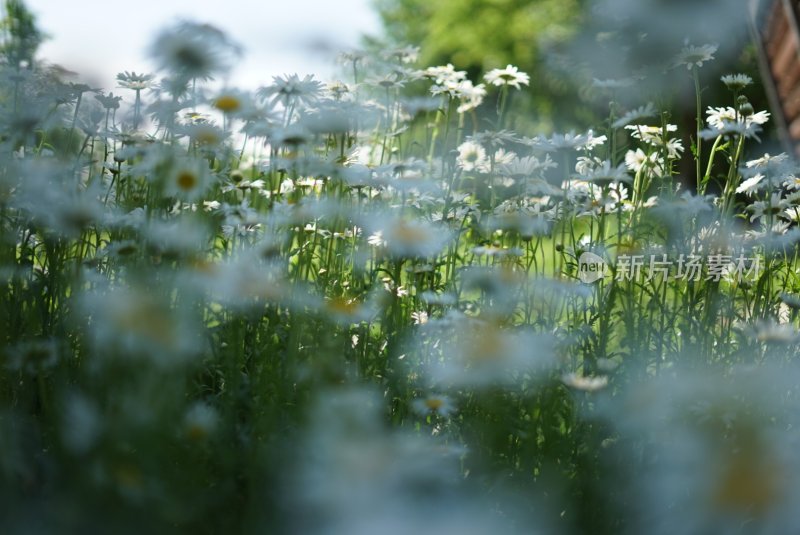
2 9 800 534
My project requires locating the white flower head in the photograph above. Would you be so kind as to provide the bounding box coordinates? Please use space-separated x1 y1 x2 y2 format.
423 63 467 85
735 173 764 196
456 140 490 172
720 73 753 91
674 43 718 70
707 106 770 130
484 64 530 90
455 80 487 113
166 158 213 201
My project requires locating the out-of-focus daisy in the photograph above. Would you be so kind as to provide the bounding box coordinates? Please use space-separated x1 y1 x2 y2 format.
606 365 800 535
612 103 656 128
422 63 467 85
746 152 787 170
562 373 609 392
364 215 453 259
116 71 154 91
183 402 219 441
748 193 787 223
484 64 530 89
182 122 226 146
416 315 557 388
212 90 250 115
739 319 799 344
149 21 240 81
673 43 718 70
412 394 455 417
381 45 420 64
411 310 429 325
455 80 487 113
258 73 323 109
166 158 213 201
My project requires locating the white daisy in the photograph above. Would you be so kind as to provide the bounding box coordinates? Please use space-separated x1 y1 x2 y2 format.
484 64 530 89
735 173 764 196
674 43 718 70
720 73 753 90
456 140 490 172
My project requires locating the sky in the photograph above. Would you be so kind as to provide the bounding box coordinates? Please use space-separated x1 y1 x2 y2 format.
25 0 382 91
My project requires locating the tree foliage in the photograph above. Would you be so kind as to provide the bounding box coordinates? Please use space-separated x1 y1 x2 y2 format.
374 0 591 130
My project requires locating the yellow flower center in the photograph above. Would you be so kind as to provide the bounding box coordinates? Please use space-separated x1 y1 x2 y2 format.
177 170 198 191
425 398 444 410
214 95 241 113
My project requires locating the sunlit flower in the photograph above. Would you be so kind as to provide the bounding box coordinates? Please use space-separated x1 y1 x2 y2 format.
484 64 530 89
422 63 467 85
707 106 770 130
735 173 764 195
624 148 664 175
456 140 489 172
455 80 487 113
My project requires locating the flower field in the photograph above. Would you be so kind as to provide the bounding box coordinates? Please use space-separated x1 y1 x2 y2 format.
2 7 800 534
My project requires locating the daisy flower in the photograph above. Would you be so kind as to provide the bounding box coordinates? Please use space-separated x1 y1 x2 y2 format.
625 123 678 144
258 73 323 109
422 63 467 85
612 103 657 128
562 373 609 392
735 173 764 196
746 152 788 170
149 21 240 81
455 80 487 113
364 215 453 259
456 140 490 172
412 394 455 417
116 71 155 91
784 175 800 190
720 73 753 91
748 193 787 223
707 106 770 130
674 43 718 70
484 64 530 89
166 158 213 201
624 148 664 175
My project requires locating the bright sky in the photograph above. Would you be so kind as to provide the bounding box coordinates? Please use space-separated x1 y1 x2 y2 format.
25 0 382 91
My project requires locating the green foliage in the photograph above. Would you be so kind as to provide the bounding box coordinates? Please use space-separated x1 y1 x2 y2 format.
0 0 42 67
